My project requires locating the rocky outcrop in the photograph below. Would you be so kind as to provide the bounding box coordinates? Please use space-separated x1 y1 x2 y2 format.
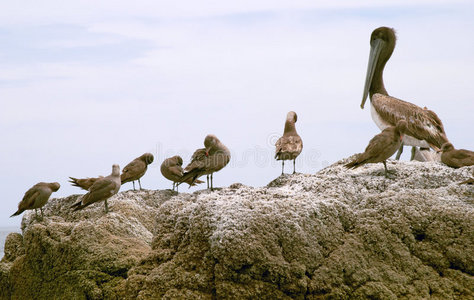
1 159 473 299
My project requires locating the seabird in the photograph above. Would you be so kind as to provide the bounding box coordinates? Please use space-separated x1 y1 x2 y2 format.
361 27 449 160
182 134 231 190
68 176 103 191
121 153 154 190
10 182 60 219
345 120 407 177
275 111 303 175
71 164 121 213
160 155 204 191
440 143 474 168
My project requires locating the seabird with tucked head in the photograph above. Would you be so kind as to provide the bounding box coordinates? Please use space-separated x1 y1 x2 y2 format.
361 27 449 160
182 134 231 190
121 153 154 190
440 143 474 168
11 182 60 219
345 120 407 177
275 111 303 175
160 155 203 191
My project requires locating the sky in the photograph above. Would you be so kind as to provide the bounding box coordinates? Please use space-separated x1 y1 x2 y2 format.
1 1 473 227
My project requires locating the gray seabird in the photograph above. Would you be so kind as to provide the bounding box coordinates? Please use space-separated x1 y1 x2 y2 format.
182 134 231 190
275 111 303 175
440 143 474 168
121 153 154 190
71 164 121 213
345 120 407 177
361 27 449 160
160 155 203 191
11 182 60 219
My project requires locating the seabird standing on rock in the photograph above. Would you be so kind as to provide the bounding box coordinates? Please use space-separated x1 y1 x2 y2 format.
10 182 60 219
440 143 474 168
160 155 203 192
361 27 449 160
71 164 121 213
182 134 231 190
68 176 103 191
121 153 154 190
275 111 303 175
345 120 407 177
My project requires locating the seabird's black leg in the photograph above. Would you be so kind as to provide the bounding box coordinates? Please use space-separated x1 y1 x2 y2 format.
105 199 109 213
383 161 396 178
40 207 44 219
176 183 179 193
35 209 38 219
293 159 296 174
210 173 214 191
132 181 136 191
138 179 142 190
281 161 284 175
395 144 403 160
207 175 210 189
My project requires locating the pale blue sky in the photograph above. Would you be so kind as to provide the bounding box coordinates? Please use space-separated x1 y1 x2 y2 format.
1 1 473 227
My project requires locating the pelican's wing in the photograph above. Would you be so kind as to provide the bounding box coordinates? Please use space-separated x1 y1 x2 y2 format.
372 94 448 149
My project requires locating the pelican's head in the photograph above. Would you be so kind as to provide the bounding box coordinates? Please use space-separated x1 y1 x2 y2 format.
361 27 397 109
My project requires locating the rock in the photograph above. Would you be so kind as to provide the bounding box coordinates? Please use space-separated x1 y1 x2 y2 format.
0 159 473 299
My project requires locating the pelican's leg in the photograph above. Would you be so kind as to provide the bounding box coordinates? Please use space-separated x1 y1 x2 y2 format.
40 207 44 219
207 175 210 189
138 178 142 190
105 199 109 213
410 147 417 161
293 159 296 174
176 183 179 193
210 173 214 191
132 181 136 191
35 209 38 219
281 161 284 175
395 144 404 160
172 182 175 191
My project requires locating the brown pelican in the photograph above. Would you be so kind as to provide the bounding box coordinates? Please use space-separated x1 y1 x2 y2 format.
361 27 449 159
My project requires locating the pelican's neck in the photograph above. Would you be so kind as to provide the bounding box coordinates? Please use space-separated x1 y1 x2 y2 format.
370 60 388 98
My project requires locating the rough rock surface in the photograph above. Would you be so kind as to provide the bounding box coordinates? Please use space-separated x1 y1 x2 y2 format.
1 159 473 299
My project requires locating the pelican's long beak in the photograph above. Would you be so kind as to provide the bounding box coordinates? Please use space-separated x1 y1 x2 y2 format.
361 38 385 109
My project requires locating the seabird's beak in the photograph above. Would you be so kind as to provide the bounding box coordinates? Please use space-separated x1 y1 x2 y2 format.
361 38 385 109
